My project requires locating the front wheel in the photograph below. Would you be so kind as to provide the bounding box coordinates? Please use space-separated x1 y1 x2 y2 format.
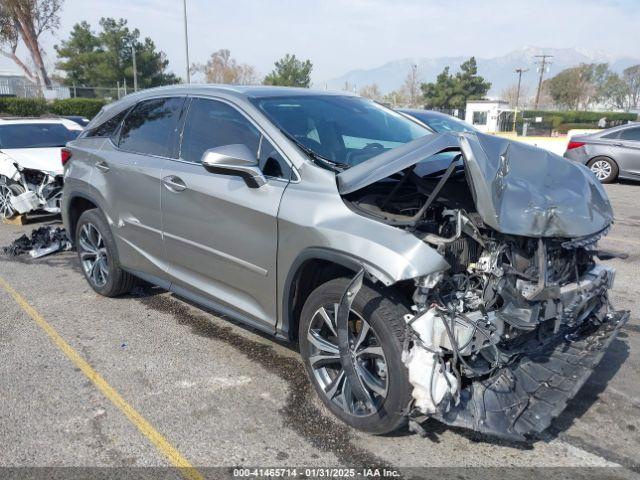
299 278 412 435
588 157 618 183
0 177 25 220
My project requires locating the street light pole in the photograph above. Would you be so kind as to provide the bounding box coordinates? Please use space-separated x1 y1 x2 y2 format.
513 68 528 132
131 44 138 92
183 0 191 83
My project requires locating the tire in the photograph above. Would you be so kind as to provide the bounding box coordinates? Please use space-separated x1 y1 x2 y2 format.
75 209 136 297
299 277 411 435
587 156 618 183
0 176 25 220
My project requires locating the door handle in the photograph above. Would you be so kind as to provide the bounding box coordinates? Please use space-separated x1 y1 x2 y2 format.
162 175 187 192
95 161 110 172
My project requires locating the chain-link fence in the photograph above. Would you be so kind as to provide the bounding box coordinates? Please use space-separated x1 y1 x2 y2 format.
1 77 135 102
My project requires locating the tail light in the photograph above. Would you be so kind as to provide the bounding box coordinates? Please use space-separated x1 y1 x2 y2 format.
566 141 586 151
61 148 72 166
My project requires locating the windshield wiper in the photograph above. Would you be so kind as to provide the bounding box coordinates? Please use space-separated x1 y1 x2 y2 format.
278 128 349 171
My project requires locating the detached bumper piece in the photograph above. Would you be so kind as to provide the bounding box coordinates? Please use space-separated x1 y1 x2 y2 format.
432 310 629 441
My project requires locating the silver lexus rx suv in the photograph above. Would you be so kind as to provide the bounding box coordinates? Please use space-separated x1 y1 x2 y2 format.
62 85 628 440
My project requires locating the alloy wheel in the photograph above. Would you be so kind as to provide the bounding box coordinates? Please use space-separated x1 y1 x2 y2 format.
78 222 109 287
0 183 16 219
590 160 612 181
307 305 388 417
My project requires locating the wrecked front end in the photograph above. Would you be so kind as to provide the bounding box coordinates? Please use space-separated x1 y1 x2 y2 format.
337 132 629 441
0 157 63 216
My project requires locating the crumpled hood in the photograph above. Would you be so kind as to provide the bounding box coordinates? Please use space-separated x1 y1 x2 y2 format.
337 132 613 238
1 148 64 175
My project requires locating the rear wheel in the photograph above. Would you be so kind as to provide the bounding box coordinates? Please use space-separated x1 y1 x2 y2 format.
299 278 411 435
588 157 618 183
0 177 25 220
75 209 136 297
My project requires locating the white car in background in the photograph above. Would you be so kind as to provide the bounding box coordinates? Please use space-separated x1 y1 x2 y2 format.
0 118 82 219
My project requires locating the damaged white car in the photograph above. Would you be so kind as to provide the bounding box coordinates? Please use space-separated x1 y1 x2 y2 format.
0 118 82 219
61 87 628 441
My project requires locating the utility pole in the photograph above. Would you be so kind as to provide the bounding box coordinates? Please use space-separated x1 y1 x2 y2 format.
534 55 553 109
513 68 528 132
132 44 138 92
183 0 191 83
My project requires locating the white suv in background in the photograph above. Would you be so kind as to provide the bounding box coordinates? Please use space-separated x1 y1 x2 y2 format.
0 117 83 219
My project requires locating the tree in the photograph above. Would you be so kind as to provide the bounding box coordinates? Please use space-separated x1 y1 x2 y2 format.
191 49 257 85
264 54 312 88
55 18 178 91
598 73 630 110
623 65 640 110
501 83 530 108
455 57 492 106
0 0 63 91
545 63 610 110
358 83 382 101
401 65 421 107
421 57 491 109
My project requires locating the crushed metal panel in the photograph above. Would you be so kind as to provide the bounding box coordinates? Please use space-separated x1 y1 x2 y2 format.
431 310 629 441
460 133 614 238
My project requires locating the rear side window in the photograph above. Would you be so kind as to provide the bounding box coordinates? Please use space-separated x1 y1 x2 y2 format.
180 98 260 165
84 108 130 138
619 127 640 141
118 97 185 157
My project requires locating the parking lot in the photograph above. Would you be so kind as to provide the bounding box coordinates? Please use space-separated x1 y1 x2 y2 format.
0 183 639 477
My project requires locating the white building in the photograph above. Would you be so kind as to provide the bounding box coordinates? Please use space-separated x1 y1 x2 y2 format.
465 100 513 133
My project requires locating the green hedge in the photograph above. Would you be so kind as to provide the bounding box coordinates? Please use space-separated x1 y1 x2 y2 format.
522 110 638 124
49 98 106 119
0 97 106 119
0 97 48 117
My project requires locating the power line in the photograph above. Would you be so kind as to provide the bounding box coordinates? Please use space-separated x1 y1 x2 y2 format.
534 55 553 109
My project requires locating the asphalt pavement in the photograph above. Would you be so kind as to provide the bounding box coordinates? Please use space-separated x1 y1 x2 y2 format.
0 183 639 479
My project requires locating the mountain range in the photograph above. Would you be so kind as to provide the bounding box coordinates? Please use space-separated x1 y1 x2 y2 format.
322 46 640 98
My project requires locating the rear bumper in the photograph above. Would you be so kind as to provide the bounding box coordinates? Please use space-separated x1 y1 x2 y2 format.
432 310 629 441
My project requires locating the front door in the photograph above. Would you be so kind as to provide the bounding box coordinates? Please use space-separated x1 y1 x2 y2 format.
161 97 292 331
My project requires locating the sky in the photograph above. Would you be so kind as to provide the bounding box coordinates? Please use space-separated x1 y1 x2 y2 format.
1 0 639 84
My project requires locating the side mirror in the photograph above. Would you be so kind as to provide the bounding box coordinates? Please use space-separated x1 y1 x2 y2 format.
201 144 266 188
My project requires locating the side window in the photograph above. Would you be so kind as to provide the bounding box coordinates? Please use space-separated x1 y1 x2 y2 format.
619 127 640 141
84 107 130 138
602 131 620 139
118 97 184 157
258 136 291 179
180 98 260 165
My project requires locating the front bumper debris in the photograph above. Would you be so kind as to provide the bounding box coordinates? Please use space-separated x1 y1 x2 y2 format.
430 310 629 441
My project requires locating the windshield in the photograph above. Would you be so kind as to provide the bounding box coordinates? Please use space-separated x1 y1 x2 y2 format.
0 123 80 149
251 95 430 167
404 111 476 134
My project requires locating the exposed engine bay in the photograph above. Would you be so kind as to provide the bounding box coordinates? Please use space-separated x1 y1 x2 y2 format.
339 133 629 440
2 163 63 216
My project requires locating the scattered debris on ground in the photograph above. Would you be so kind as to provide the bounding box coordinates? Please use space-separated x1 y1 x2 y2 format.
2 225 71 258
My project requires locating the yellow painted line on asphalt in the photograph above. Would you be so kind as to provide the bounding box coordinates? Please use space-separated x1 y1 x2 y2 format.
0 275 204 480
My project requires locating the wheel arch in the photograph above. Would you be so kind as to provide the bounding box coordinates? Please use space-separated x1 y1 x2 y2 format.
64 192 101 246
280 247 399 342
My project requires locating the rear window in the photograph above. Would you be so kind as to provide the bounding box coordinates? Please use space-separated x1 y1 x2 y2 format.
0 123 80 149
84 108 131 138
118 97 185 157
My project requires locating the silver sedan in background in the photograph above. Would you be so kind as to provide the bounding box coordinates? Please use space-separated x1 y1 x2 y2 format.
564 122 640 183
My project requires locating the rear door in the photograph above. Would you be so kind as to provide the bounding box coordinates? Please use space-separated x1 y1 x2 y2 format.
616 126 640 176
161 97 292 331
93 96 186 280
